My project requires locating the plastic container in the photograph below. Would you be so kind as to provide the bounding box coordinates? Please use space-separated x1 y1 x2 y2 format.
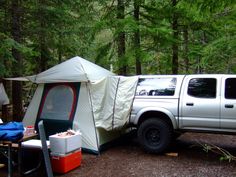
49 131 82 154
24 125 35 136
50 149 82 173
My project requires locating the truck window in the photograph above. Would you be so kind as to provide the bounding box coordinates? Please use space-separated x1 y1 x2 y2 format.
136 77 176 96
187 78 216 98
225 78 236 99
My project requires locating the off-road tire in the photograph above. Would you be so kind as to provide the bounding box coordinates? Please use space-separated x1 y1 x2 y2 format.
137 118 172 154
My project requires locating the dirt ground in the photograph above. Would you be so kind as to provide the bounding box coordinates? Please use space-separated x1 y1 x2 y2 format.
1 132 236 177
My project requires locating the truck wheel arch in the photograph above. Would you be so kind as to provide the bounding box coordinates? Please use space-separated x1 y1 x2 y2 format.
136 108 177 130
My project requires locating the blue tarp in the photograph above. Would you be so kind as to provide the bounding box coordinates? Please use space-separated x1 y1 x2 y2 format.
0 122 24 141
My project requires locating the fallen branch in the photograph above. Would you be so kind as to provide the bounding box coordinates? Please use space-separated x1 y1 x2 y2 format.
198 142 236 162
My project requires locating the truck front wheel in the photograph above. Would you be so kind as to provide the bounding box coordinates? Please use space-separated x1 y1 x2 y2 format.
137 118 172 154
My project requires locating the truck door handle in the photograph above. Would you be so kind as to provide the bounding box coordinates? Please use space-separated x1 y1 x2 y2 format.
225 104 234 108
186 103 194 106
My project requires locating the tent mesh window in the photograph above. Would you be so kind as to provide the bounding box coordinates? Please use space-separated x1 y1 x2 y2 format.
36 83 80 137
40 84 74 120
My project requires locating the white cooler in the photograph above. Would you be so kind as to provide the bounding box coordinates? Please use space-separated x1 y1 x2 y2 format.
49 131 82 154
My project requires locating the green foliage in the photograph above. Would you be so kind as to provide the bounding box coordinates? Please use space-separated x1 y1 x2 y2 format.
0 32 38 77
202 35 236 73
200 4 236 73
0 0 235 76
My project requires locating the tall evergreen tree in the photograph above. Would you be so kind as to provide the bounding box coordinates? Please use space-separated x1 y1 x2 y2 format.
117 0 127 75
134 0 142 74
11 0 23 121
171 0 179 74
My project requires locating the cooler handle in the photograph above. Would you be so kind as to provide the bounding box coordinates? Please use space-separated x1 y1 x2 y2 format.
51 156 60 160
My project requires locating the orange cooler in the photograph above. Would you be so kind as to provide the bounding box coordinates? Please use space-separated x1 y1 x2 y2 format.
51 149 82 173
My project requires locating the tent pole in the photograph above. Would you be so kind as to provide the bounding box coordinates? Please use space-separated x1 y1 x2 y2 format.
111 77 120 130
86 82 100 155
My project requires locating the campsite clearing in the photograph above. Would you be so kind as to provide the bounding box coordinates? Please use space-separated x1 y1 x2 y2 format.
1 132 236 177
19 56 138 153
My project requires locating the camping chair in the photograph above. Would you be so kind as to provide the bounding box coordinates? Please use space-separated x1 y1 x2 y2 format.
21 120 53 177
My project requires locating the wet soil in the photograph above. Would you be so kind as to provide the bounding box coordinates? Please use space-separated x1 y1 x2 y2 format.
1 132 236 177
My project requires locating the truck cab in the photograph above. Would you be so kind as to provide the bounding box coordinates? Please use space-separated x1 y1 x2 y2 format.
179 75 236 132
130 74 236 153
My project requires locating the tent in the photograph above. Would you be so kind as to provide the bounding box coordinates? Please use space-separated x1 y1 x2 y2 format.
0 83 9 107
20 56 138 154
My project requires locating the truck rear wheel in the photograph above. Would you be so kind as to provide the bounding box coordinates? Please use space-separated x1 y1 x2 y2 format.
138 118 172 153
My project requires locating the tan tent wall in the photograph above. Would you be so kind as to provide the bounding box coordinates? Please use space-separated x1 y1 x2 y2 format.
72 82 99 152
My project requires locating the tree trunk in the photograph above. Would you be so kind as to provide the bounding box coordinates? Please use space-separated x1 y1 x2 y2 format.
11 0 23 121
40 38 47 71
117 0 126 75
134 0 142 75
2 1 10 121
39 0 48 72
196 31 207 73
183 26 189 73
171 0 178 74
58 32 62 64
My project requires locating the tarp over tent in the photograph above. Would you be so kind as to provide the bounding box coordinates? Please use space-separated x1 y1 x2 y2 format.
91 76 138 130
18 56 138 153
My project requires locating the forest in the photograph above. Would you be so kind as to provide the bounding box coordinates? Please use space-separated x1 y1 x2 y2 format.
0 0 236 120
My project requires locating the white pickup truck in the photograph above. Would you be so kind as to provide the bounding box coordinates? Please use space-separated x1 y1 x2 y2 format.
130 74 236 153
